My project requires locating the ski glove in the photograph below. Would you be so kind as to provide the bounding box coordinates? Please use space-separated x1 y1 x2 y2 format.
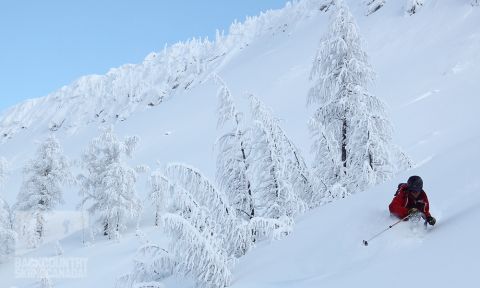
426 216 436 226
408 208 419 215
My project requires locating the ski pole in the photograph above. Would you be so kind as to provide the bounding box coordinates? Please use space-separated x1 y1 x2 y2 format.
362 215 409 246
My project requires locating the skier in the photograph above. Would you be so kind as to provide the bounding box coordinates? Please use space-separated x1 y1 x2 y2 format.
389 176 436 226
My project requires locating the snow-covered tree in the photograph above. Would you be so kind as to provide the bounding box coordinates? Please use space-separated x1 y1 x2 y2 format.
166 163 245 250
78 127 141 239
165 163 233 222
115 244 173 288
282 137 319 208
162 213 231 288
123 163 292 288
0 157 7 190
406 0 424 15
249 95 307 218
16 136 72 243
215 77 303 240
308 0 396 198
152 164 234 288
0 197 15 261
0 157 14 260
149 171 169 226
167 164 287 267
214 75 255 221
473 0 479 7
171 163 293 253
0 158 14 260
365 0 386 15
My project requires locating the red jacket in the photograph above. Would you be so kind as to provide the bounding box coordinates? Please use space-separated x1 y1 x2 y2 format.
389 184 431 219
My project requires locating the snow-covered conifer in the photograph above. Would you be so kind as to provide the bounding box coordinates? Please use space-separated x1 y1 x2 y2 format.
162 213 231 288
167 164 248 255
165 164 244 253
247 216 292 241
0 157 7 190
308 0 397 197
473 0 479 6
149 171 169 226
78 127 141 239
282 138 319 208
116 244 173 288
0 197 15 261
173 162 295 252
141 176 233 288
214 75 255 220
165 163 232 221
124 163 294 288
406 0 424 15
143 167 234 287
0 157 13 261
249 95 307 218
16 136 72 243
215 75 238 129
366 0 386 15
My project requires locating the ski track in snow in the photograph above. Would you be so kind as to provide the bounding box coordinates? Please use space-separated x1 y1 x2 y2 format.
414 155 434 167
402 89 440 107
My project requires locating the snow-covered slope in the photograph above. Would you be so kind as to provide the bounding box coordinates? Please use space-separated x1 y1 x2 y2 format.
232 2 480 287
0 0 320 143
1 0 480 287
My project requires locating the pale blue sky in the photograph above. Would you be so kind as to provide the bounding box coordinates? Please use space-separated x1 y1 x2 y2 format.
0 0 287 111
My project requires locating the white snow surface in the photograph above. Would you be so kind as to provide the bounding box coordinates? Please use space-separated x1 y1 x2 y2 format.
1 0 480 287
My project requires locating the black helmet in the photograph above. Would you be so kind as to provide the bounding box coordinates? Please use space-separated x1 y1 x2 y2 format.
407 176 423 192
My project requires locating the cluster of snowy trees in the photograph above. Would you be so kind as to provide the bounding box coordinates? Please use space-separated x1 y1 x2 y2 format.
0 0 414 286
0 0 322 143
0 128 143 253
360 0 479 16
119 1 413 280
405 0 480 14
404 0 480 14
118 74 312 287
98 1 411 287
364 0 421 16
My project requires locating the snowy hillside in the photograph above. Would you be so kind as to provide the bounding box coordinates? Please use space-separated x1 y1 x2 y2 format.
0 0 321 143
1 0 480 288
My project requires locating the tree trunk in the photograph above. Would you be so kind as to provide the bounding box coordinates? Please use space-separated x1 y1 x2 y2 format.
369 152 373 170
341 118 347 171
155 209 160 226
36 213 44 240
240 139 254 219
104 221 109 236
116 212 120 234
